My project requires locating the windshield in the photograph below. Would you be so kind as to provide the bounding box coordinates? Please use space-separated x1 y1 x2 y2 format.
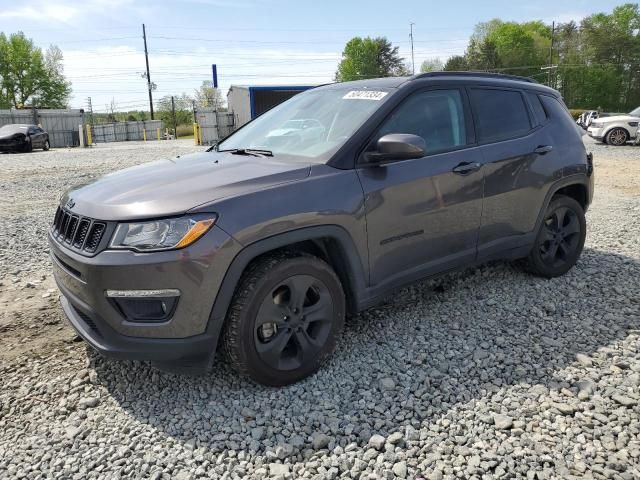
217 87 393 162
630 107 640 117
0 125 28 134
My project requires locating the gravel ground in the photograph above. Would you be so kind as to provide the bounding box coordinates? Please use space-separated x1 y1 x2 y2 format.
1 138 639 479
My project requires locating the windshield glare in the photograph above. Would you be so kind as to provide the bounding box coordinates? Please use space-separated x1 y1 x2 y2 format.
630 107 640 117
217 87 392 162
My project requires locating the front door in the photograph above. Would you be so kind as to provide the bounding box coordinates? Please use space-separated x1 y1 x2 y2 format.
357 88 484 288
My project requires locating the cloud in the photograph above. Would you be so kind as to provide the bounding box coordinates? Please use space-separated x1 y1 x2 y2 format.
62 44 341 110
0 4 79 22
0 0 135 23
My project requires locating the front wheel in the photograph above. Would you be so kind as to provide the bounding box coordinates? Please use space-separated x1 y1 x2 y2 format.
605 128 628 146
43 139 50 151
23 139 32 153
526 195 586 278
222 252 345 386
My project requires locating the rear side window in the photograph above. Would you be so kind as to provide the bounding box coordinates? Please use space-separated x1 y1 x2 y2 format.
527 92 548 125
469 88 532 143
377 89 467 154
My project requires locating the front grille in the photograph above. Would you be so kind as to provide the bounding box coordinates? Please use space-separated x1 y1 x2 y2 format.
52 206 107 254
85 223 105 252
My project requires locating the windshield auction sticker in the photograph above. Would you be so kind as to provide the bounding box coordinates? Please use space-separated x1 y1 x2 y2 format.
343 90 388 100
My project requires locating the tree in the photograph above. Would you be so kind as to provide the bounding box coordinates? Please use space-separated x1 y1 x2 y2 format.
194 81 225 109
444 55 469 71
157 93 194 132
335 37 407 82
0 32 71 108
420 58 444 73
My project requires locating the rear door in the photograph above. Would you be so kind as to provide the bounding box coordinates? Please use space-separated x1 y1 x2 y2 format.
357 88 484 288
469 87 563 259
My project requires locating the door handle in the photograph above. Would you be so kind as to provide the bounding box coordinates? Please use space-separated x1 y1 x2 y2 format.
452 162 482 175
534 145 553 155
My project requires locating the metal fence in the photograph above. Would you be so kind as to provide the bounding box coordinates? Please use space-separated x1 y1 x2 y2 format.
91 120 164 143
0 108 84 148
195 109 235 145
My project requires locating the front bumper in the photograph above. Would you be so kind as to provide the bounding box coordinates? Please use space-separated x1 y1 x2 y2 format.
587 126 605 141
0 140 25 152
49 225 239 371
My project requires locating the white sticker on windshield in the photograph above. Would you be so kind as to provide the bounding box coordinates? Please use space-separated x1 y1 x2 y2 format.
343 90 388 100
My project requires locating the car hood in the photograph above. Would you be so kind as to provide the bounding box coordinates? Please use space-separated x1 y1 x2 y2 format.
596 114 637 124
61 151 312 221
0 132 25 140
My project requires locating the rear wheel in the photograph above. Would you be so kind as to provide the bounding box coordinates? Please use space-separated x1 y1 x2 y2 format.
23 139 32 153
605 128 628 146
222 252 345 386
526 195 586 278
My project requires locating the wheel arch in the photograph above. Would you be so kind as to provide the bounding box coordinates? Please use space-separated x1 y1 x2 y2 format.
204 226 368 354
604 125 631 144
534 175 592 234
553 183 588 210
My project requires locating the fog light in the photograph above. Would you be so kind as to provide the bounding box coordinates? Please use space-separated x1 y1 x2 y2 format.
105 289 180 322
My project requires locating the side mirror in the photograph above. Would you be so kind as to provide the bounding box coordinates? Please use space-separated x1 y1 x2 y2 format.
364 133 426 165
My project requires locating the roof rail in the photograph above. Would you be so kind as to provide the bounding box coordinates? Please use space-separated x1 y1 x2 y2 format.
412 71 538 84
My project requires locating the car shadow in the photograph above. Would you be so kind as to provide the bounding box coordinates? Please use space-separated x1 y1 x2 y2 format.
89 246 639 455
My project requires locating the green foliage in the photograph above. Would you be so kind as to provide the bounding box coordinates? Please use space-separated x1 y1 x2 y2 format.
444 55 469 71
569 109 586 120
0 32 71 108
176 124 194 138
92 110 149 124
420 58 444 73
194 81 225 109
335 37 408 82
157 94 194 133
446 3 640 111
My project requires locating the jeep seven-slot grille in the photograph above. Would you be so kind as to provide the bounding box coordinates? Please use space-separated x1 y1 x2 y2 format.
52 206 106 253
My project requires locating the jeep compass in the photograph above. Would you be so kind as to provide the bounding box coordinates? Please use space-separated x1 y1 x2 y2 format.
49 72 594 386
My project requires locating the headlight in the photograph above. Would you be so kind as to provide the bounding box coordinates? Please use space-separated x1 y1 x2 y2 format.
110 215 216 252
591 121 603 128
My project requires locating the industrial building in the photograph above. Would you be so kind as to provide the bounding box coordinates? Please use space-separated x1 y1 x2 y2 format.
227 85 315 128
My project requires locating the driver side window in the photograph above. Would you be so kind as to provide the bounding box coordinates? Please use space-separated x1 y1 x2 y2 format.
378 89 467 154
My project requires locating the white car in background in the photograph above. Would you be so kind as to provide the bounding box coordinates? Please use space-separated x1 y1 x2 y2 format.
588 106 640 145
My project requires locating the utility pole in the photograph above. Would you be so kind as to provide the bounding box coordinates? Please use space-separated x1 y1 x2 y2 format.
171 96 177 139
409 22 416 75
548 21 555 87
86 97 94 125
142 24 154 120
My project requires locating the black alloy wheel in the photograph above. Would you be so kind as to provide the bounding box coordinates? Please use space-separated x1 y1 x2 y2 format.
538 206 581 268
526 195 586 278
254 274 334 371
223 252 345 386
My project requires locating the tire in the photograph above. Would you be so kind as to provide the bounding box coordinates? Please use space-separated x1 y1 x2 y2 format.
43 138 50 151
526 195 586 278
23 139 32 153
605 128 628 146
222 251 345 386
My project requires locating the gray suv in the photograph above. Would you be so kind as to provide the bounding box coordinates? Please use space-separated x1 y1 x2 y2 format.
49 73 594 386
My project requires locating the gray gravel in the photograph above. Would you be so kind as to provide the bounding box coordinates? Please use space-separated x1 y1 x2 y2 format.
1 139 640 479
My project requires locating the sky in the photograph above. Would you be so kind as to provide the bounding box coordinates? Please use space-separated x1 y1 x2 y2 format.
0 0 631 112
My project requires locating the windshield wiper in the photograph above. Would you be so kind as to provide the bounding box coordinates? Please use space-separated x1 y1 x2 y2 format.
218 148 273 157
